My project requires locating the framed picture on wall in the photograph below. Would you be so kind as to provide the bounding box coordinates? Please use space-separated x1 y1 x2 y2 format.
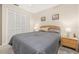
52 14 59 20
41 16 46 22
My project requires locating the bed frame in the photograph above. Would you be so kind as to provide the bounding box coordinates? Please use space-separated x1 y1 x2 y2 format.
40 25 60 30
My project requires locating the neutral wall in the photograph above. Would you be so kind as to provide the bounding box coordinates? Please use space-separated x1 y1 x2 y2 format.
77 5 79 33
0 5 2 45
58 5 78 34
32 4 79 36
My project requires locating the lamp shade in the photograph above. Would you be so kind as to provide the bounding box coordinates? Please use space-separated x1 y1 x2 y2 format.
34 24 40 31
65 27 71 37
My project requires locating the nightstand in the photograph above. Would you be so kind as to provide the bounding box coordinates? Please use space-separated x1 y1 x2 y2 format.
61 37 79 51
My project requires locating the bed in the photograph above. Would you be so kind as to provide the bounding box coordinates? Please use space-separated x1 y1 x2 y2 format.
9 25 61 54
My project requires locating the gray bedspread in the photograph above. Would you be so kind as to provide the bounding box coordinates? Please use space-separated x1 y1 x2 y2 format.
9 31 60 54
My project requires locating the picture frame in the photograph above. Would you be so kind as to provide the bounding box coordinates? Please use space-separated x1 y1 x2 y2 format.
41 16 46 21
52 14 59 20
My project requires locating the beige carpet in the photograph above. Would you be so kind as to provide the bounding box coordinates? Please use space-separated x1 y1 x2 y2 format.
0 45 78 54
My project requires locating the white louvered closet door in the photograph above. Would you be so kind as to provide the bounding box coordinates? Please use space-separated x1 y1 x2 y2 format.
7 9 30 43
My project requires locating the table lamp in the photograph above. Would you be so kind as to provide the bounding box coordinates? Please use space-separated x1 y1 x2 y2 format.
66 27 71 37
34 24 40 31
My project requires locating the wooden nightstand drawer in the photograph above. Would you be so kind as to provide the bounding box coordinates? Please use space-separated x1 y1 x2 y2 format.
61 38 77 44
61 37 78 51
61 41 77 48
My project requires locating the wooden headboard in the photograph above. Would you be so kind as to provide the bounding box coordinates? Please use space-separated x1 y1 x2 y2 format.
40 25 60 30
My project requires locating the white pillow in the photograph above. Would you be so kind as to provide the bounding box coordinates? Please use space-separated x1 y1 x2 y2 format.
40 27 49 31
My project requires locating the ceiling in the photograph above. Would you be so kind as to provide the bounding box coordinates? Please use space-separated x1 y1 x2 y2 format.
18 4 58 13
